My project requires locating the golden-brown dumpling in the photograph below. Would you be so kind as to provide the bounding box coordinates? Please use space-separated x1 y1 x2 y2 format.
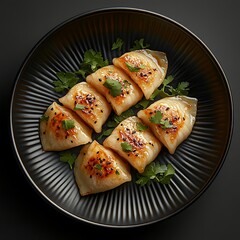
137 96 197 154
86 65 143 115
59 82 111 133
39 101 92 151
113 49 168 100
74 140 132 196
103 116 162 173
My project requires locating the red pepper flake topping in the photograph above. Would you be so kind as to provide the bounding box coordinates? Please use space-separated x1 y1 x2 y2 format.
50 113 76 139
147 105 183 134
119 130 144 150
84 154 117 178
75 93 96 112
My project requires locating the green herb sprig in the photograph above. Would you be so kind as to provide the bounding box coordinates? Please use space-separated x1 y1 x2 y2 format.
135 161 175 186
149 110 173 129
62 119 75 130
59 151 77 169
121 142 133 152
134 75 190 110
158 75 190 98
97 109 135 140
76 49 109 78
53 72 79 93
130 38 150 51
111 38 124 51
53 49 109 93
103 78 122 97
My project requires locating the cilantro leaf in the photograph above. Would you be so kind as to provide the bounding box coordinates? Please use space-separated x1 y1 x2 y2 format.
76 49 109 78
121 142 133 152
98 109 135 141
59 151 77 169
130 38 150 50
149 88 162 100
97 128 114 140
135 88 162 110
106 120 118 128
53 49 109 92
40 115 49 122
53 72 79 93
113 109 135 123
157 75 190 98
82 49 109 72
112 38 124 50
159 163 175 184
149 110 173 129
159 119 173 129
135 162 175 186
171 81 190 96
135 98 151 109
163 75 175 86
62 119 75 130
125 62 145 72
74 103 85 110
149 110 163 124
157 75 175 98
94 163 102 170
136 122 148 131
103 78 122 97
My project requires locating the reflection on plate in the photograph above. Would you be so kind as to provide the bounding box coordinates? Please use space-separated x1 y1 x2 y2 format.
10 7 233 227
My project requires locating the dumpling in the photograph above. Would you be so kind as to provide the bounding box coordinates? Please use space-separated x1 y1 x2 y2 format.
103 116 162 173
59 82 111 133
137 96 197 154
112 49 168 100
39 101 92 151
74 140 132 196
86 65 143 115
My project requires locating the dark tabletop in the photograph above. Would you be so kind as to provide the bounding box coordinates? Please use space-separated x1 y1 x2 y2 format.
1 0 239 239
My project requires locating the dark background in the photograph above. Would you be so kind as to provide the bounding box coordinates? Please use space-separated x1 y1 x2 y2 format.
1 0 239 239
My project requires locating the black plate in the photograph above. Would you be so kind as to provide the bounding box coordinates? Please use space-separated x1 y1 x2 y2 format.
10 7 233 227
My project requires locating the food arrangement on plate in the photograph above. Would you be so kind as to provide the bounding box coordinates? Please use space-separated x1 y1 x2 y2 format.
39 38 198 196
10 7 233 227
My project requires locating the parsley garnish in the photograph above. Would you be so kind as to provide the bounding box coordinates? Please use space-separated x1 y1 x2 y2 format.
130 38 150 51
113 109 135 123
94 163 102 170
158 75 190 98
171 81 190 96
134 85 167 110
135 98 151 109
121 142 133 152
97 128 114 140
62 119 75 130
135 162 175 186
76 49 109 78
59 151 77 169
135 75 190 103
103 78 122 97
112 38 124 51
149 88 162 100
40 115 49 122
97 109 135 140
149 110 173 129
136 122 148 131
53 49 109 93
53 72 79 93
74 103 85 110
125 62 144 72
